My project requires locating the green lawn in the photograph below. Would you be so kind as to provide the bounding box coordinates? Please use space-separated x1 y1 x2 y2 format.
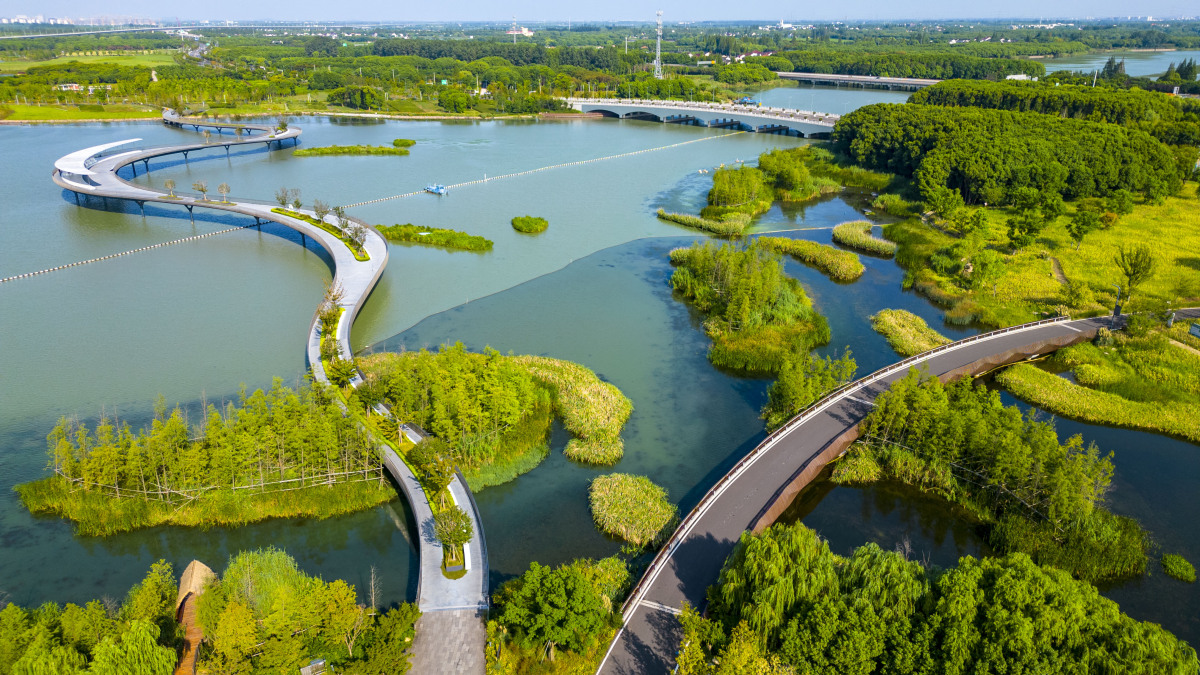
0 103 160 120
0 51 179 72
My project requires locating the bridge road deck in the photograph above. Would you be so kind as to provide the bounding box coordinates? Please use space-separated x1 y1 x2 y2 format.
597 314 1132 674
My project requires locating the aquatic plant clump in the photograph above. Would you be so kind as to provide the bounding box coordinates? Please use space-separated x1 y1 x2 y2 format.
869 309 952 357
392 138 416 147
293 144 410 156
511 215 549 234
1162 554 1196 583
758 236 864 281
377 223 494 251
656 209 751 237
511 355 633 465
588 474 677 546
832 220 897 257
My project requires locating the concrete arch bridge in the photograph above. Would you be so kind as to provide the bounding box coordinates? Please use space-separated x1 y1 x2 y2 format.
565 97 840 137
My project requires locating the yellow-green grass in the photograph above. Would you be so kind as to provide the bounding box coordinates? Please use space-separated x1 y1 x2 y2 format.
1169 319 1200 351
588 474 677 546
0 103 159 120
994 363 1200 443
832 220 897 257
16 475 394 537
376 223 493 252
510 355 633 465
886 184 1200 328
656 208 750 237
511 215 549 234
870 309 952 357
0 51 180 71
758 236 864 281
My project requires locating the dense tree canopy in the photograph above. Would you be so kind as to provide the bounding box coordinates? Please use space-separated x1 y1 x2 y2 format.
684 522 1199 674
832 103 1181 204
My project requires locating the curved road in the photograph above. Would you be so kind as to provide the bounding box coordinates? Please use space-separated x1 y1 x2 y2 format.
597 310 1200 674
51 112 488 671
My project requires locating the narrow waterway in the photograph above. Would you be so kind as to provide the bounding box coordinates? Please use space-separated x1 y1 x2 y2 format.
1038 49 1200 77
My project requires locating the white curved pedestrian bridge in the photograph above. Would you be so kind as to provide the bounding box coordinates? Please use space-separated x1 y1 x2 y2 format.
566 97 841 136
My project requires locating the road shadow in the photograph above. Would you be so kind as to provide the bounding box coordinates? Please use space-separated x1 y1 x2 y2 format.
610 608 684 675
667 531 736 609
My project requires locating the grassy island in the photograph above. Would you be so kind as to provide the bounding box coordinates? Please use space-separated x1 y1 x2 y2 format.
1163 554 1197 583
376 223 493 251
510 215 548 234
831 220 897 257
758 236 864 281
870 308 951 356
681 522 1198 674
293 144 410 157
670 240 830 373
656 209 750 237
357 345 632 488
393 138 416 147
588 474 677 546
17 379 394 536
832 370 1149 583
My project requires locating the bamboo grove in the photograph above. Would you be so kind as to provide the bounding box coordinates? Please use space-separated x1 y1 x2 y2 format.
41 379 382 504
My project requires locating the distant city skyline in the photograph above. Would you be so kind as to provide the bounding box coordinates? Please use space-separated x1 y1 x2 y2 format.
2 0 1198 26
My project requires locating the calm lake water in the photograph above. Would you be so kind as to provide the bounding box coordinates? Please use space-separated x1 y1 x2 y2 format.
1 85 1196 644
1039 49 1200 77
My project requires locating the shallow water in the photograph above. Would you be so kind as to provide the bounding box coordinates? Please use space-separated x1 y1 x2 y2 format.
1038 49 1200 77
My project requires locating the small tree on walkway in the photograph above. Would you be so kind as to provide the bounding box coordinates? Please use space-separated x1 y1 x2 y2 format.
313 199 331 223
192 180 208 200
289 188 302 211
434 506 474 553
163 179 176 197
217 182 230 203
274 186 289 207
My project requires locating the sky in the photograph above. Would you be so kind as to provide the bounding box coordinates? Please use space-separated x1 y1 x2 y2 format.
7 0 1197 24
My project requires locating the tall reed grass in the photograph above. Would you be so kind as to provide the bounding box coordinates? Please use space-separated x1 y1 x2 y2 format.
376 223 494 251
588 474 677 546
758 236 865 281
832 221 898 257
869 309 951 357
656 209 750 237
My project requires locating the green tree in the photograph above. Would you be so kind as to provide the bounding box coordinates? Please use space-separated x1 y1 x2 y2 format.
88 620 175 675
217 182 230 203
1113 243 1156 301
163 178 175 198
493 562 612 660
192 180 208 200
211 600 257 672
761 351 856 430
1067 208 1102 249
433 505 474 551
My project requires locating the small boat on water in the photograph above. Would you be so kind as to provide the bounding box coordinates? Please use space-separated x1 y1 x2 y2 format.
425 184 447 195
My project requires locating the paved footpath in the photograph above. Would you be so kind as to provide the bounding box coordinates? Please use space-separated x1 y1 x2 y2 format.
597 311 1200 674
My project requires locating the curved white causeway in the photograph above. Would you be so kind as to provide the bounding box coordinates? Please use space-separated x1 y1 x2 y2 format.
50 113 490 661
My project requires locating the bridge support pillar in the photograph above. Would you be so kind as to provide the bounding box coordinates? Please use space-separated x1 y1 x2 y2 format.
136 200 145 216
300 232 306 247
143 159 150 172
225 145 230 156
73 192 80 206
131 162 137 177
185 204 194 223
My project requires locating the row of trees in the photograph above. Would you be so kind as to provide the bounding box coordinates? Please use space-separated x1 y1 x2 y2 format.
680 522 1198 674
47 379 380 502
843 371 1149 581
832 103 1183 205
0 560 182 674
910 79 1200 147
778 48 1045 79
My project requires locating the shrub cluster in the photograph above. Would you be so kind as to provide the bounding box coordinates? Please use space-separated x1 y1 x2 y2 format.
758 236 865 281
831 220 898 256
510 215 548 234
588 473 677 546
376 223 493 251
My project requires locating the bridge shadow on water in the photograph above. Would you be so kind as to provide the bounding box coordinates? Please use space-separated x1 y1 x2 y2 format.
55 188 337 273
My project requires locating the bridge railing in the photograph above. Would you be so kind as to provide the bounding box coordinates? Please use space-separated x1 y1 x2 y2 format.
568 97 839 121
618 313 1074 618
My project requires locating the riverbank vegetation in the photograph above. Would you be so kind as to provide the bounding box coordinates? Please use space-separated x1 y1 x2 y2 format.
833 370 1149 582
757 236 864 281
588 474 677 547
17 379 395 535
196 547 419 673
489 557 628 672
376 223 493 252
510 215 548 234
831 220 898 256
0 560 180 674
870 308 952 356
669 240 830 373
293 144 411 156
678 521 1198 674
1163 554 1197 583
271 206 370 260
357 346 632 487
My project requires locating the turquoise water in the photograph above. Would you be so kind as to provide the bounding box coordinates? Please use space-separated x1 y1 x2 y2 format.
1 85 1196 644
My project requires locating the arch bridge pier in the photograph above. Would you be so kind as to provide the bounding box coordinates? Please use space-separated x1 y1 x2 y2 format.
566 97 840 137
